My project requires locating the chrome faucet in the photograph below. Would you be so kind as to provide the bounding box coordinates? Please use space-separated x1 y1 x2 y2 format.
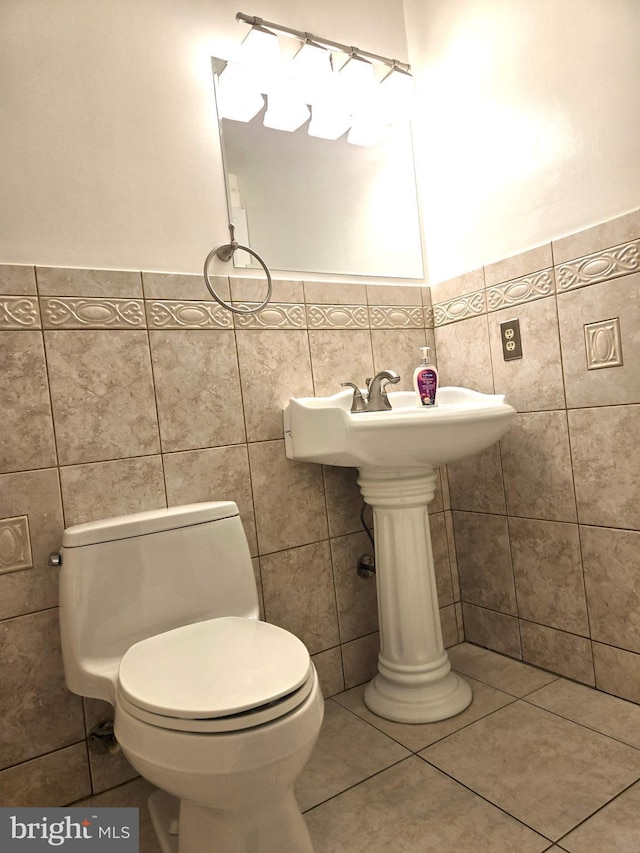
340 382 367 412
342 370 401 412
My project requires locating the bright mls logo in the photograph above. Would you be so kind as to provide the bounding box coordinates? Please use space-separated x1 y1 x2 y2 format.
0 808 138 851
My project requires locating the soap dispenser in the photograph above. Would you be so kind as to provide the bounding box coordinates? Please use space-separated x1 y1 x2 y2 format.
413 346 438 406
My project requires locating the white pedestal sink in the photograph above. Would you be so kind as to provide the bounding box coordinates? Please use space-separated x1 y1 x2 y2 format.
283 387 516 724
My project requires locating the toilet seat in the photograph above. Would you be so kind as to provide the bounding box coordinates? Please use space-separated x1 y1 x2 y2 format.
117 616 314 733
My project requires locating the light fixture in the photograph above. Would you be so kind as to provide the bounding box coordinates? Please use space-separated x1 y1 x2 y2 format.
290 39 333 106
379 64 415 121
263 86 311 132
240 25 281 74
219 13 415 145
216 62 264 123
347 112 392 147
338 53 376 112
308 100 351 140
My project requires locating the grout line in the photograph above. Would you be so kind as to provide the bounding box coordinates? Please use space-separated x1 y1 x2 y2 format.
0 738 87 773
0 604 60 625
300 754 413 815
143 324 168 509
520 693 640 753
553 775 640 847
415 750 556 843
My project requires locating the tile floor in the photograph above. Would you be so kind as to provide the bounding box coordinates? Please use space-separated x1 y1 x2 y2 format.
82 643 640 852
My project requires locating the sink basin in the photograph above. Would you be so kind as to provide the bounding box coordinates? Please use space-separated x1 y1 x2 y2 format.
284 386 516 469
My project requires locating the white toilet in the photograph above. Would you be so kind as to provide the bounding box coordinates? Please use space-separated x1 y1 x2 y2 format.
57 501 324 853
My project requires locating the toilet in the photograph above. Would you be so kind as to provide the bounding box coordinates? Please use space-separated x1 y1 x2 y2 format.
57 501 324 853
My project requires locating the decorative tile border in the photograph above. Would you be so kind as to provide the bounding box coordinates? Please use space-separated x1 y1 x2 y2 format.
424 305 435 328
147 300 232 329
0 515 33 574
306 304 369 329
233 303 306 329
433 290 486 326
0 296 41 329
369 306 424 328
42 297 145 328
584 318 623 370
487 269 555 311
556 240 639 292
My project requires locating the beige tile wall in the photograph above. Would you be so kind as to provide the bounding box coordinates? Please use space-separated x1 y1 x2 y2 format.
0 267 460 805
3 208 637 806
434 208 640 698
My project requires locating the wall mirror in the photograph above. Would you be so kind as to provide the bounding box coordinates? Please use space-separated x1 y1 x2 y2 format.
213 62 424 279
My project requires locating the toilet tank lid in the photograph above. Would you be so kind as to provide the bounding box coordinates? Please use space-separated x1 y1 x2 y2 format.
62 501 239 548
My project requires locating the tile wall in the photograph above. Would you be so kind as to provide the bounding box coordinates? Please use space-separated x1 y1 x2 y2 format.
433 208 640 701
2 206 638 808
0 267 462 805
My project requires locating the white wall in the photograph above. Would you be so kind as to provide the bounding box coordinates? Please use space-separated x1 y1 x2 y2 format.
404 0 640 284
0 0 409 275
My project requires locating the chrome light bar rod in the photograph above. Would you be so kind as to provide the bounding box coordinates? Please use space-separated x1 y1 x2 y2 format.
236 11 411 74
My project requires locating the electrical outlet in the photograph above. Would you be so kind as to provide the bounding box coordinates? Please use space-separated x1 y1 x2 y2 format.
500 318 522 361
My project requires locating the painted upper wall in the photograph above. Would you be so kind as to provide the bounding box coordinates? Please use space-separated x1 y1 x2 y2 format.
0 0 410 277
405 0 640 284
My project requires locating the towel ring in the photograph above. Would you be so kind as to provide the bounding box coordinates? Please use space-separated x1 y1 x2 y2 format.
203 224 273 316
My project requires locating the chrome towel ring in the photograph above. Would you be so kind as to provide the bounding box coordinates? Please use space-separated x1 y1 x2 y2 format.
203 224 273 315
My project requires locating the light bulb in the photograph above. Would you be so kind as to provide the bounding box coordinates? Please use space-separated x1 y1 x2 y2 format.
264 87 310 132
347 110 391 147
308 99 351 140
216 62 264 123
339 53 376 113
290 40 333 105
379 66 414 120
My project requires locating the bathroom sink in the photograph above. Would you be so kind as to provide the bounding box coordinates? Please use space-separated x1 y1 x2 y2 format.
284 384 516 723
284 386 516 469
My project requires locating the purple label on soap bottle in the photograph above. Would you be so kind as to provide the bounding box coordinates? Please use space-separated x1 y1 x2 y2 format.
417 369 437 406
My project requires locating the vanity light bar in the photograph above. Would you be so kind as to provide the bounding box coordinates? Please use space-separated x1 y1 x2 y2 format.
235 11 412 75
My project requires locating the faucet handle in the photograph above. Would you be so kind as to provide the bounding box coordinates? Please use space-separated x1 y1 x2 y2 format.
341 382 367 413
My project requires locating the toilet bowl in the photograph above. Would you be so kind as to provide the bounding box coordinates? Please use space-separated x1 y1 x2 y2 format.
57 501 324 853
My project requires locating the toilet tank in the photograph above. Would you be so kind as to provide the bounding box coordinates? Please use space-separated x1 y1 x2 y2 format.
59 501 259 703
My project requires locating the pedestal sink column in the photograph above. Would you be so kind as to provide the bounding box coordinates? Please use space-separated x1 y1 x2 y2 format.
358 465 472 724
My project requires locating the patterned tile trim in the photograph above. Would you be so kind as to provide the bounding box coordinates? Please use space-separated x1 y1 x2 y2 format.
369 306 424 328
424 304 435 328
433 290 486 326
0 515 33 574
147 300 232 329
585 318 623 369
0 296 41 329
487 269 555 311
42 297 145 329
233 303 306 329
306 304 369 329
556 240 640 292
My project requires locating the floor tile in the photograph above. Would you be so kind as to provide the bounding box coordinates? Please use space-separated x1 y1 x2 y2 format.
421 701 640 840
295 700 410 811
559 781 640 852
332 677 516 752
449 642 557 696
305 756 549 853
71 777 160 853
526 677 640 749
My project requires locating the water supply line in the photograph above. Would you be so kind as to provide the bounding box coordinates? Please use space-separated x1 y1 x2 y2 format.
357 502 376 578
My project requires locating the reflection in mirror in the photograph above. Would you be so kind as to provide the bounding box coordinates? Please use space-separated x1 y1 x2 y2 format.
214 64 424 279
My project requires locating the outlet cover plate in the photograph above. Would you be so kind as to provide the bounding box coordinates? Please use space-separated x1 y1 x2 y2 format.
500 318 522 361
